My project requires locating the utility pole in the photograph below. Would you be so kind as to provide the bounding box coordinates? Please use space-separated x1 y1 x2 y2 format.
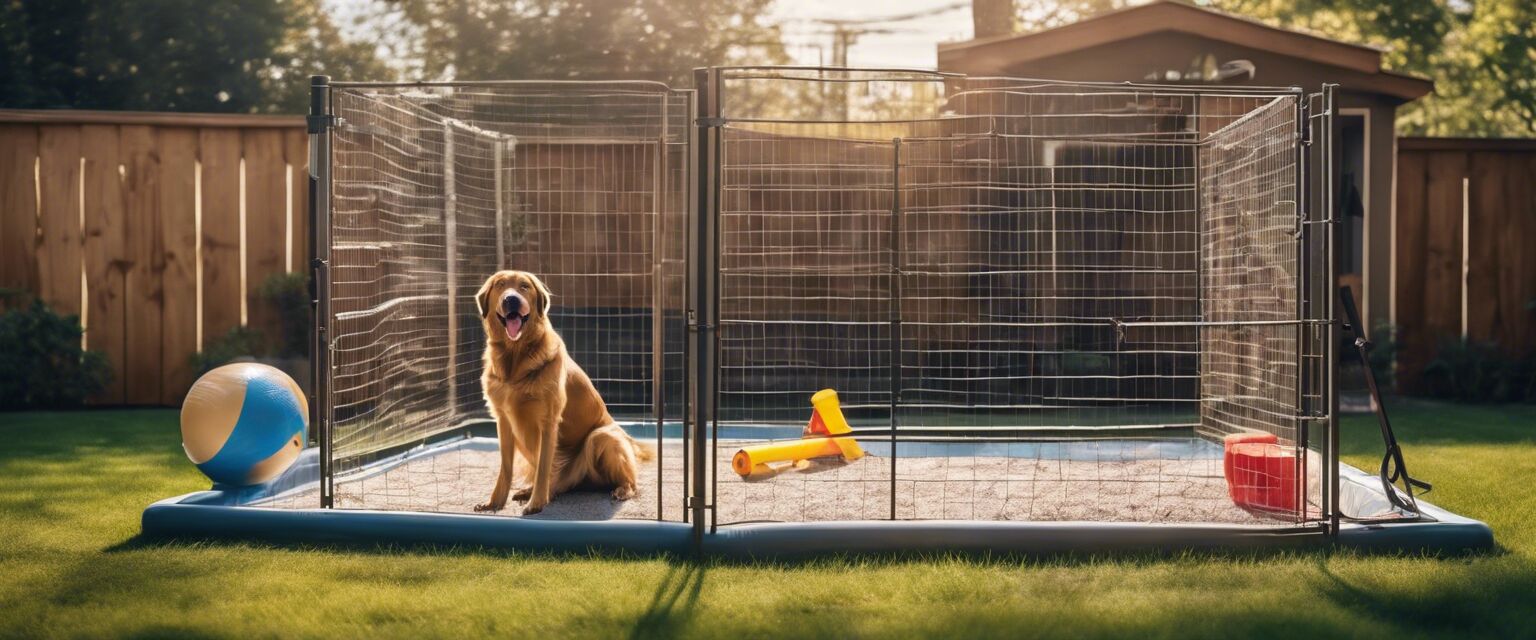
971 0 1015 39
804 2 969 121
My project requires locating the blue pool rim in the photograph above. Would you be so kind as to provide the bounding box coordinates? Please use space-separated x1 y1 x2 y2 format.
142 434 1494 558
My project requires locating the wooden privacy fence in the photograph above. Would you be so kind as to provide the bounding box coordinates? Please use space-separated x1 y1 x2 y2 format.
3 109 1532 405
1395 137 1536 389
0 110 310 406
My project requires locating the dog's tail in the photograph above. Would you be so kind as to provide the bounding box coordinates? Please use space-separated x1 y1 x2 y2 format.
626 430 656 462
563 425 653 481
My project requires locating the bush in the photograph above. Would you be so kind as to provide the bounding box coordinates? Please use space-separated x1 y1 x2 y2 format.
1365 323 1397 391
0 299 113 410
190 273 310 373
190 326 270 375
258 272 309 358
1421 338 1536 404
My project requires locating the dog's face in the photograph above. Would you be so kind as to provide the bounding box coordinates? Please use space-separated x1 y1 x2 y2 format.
475 270 552 344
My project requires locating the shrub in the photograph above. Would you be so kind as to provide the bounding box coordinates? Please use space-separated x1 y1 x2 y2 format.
190 273 311 373
258 272 310 358
0 299 113 410
1421 338 1536 404
190 326 270 375
1365 323 1397 391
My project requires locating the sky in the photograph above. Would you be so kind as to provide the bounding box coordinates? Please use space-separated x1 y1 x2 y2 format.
767 0 976 69
329 0 979 72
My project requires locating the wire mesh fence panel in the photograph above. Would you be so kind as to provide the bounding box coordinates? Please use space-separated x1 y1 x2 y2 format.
323 82 689 517
709 68 1313 525
1198 97 1301 441
309 69 1323 528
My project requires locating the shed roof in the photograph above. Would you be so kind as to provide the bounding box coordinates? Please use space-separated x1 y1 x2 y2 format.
937 0 1433 101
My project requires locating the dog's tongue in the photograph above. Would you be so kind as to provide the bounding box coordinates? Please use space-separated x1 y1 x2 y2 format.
504 315 523 341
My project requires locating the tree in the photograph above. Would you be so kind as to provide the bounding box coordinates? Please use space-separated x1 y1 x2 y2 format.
0 0 385 113
385 0 786 87
1012 0 1138 33
261 0 394 113
1208 0 1536 137
972 0 1015 39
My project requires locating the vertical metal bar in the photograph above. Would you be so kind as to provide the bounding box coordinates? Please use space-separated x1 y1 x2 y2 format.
493 138 505 269
1293 91 1308 524
653 94 667 521
681 90 696 525
889 137 902 521
1322 84 1341 535
689 68 720 549
1304 93 1327 527
1193 95 1205 441
443 122 459 423
709 72 723 536
307 75 334 509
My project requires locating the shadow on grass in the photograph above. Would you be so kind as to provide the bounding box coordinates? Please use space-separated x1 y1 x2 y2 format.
1338 398 1536 450
630 560 705 639
1312 554 1536 636
119 627 228 640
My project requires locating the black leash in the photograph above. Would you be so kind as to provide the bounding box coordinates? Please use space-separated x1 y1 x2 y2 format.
1338 285 1431 513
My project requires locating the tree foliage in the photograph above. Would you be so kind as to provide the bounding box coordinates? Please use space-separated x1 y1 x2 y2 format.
384 0 786 87
1011 0 1135 32
0 0 384 113
1207 0 1536 137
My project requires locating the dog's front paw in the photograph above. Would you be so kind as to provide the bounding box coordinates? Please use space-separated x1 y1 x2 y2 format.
521 501 546 516
612 484 636 501
474 501 505 513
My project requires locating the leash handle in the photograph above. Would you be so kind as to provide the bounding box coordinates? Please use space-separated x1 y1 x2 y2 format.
1339 286 1429 513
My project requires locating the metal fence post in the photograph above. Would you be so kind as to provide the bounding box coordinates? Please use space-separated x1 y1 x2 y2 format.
307 75 335 509
689 68 722 552
1322 84 1340 535
1293 89 1308 525
889 137 902 521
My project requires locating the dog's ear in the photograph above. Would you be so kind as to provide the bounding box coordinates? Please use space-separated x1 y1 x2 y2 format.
531 274 553 317
475 275 496 318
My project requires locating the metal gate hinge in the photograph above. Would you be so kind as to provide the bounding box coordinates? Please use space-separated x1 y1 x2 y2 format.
307 114 339 134
697 117 727 128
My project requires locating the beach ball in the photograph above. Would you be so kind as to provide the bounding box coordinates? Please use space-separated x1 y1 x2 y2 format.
181 363 308 486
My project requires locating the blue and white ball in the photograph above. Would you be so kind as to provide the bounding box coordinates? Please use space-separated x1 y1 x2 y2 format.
181 363 308 486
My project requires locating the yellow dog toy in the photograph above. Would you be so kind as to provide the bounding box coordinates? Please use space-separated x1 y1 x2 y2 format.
731 389 865 478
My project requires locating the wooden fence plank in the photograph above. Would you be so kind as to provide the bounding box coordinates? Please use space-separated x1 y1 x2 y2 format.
0 125 39 306
1526 153 1536 353
82 124 127 403
199 128 243 344
244 129 287 344
1393 150 1428 388
37 126 83 318
1501 154 1536 354
1464 152 1504 343
159 128 199 405
283 128 310 275
122 125 163 404
1421 151 1466 359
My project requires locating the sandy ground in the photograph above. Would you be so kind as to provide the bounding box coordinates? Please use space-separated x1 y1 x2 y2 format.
262 441 1270 525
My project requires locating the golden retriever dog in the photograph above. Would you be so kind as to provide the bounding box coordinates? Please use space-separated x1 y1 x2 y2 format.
473 270 652 515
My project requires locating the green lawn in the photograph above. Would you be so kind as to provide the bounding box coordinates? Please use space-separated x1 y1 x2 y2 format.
1 400 1534 639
